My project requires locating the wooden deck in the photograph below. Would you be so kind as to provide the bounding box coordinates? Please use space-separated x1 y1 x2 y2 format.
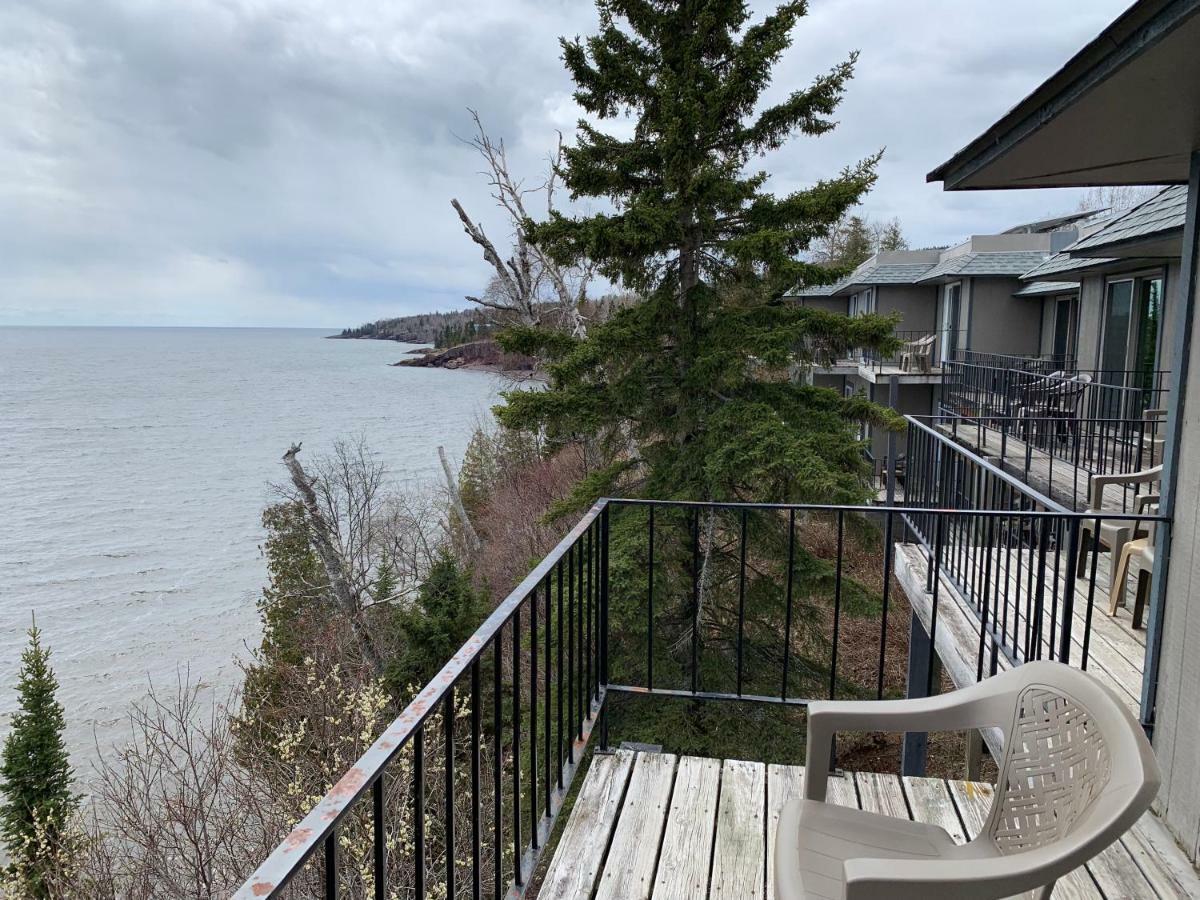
936 421 1157 512
539 749 1198 899
895 542 1149 724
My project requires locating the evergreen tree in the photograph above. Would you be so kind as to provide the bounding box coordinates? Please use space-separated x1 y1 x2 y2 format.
501 0 899 505
875 218 907 252
387 551 483 693
839 215 874 268
1 620 76 897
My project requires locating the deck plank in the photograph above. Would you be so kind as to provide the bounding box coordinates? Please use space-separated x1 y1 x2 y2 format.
766 764 806 900
709 759 766 900
595 752 677 900
1085 839 1160 900
902 775 967 844
544 755 1200 900
651 756 721 900
539 749 636 899
854 770 910 819
1122 814 1198 898
824 770 859 808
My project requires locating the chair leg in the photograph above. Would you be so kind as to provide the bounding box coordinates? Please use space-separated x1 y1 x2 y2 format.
1133 568 1151 630
1109 543 1135 615
1035 881 1055 900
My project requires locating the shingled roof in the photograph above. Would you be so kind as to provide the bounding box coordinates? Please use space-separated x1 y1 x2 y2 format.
1013 280 1081 298
918 250 1051 282
1068 185 1187 253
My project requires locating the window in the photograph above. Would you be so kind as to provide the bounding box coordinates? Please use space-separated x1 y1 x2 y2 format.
941 282 963 362
1099 274 1164 417
1051 294 1077 363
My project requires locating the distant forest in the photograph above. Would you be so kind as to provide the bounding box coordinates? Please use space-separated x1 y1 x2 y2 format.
336 293 638 349
334 309 495 349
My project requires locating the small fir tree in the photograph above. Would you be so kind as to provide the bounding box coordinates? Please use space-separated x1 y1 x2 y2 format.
1 619 76 897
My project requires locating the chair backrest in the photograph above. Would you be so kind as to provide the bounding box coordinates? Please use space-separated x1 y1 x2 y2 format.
978 662 1159 865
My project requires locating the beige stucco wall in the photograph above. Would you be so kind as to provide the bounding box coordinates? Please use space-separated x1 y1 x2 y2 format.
876 285 939 332
963 277 1044 355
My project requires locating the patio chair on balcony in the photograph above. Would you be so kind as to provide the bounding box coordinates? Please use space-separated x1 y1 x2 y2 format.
900 334 937 373
1019 373 1092 444
1076 464 1162 592
774 661 1159 900
1109 494 1160 629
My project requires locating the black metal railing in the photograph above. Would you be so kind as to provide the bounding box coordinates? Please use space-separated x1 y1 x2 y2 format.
234 504 608 900
858 329 961 373
901 418 1164 676
924 412 1166 511
953 349 1076 374
942 360 1170 424
237 483 1165 897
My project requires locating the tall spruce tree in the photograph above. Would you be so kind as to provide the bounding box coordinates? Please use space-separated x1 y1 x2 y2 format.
1 620 75 897
491 3 905 751
500 0 900 506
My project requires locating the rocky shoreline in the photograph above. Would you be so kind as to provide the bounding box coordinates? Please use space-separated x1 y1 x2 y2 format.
392 339 539 379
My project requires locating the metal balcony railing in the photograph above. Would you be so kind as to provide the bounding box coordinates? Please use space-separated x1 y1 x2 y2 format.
941 359 1170 424
235 444 1164 897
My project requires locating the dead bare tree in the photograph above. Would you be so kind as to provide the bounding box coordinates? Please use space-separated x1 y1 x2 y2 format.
451 109 594 338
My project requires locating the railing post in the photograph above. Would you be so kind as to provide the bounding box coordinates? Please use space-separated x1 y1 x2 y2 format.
1059 518 1080 664
599 504 610 750
887 375 899 505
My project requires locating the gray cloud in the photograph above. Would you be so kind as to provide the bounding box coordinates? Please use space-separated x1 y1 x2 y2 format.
1 0 1131 326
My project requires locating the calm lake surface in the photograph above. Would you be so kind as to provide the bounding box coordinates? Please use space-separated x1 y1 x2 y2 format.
0 327 504 766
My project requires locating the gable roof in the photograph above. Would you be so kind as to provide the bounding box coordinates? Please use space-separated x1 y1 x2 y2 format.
1013 281 1081 298
1068 185 1188 254
1020 252 1118 281
917 250 1051 283
789 281 841 297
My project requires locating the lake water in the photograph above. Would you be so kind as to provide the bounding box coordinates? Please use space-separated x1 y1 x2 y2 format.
0 327 504 767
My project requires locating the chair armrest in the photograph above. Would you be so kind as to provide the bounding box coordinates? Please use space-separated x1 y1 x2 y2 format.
1087 465 1163 509
843 847 1076 900
803 685 1010 802
1135 494 1161 515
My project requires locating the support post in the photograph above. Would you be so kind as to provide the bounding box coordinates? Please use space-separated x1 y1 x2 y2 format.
1142 151 1200 735
902 612 934 776
965 728 984 782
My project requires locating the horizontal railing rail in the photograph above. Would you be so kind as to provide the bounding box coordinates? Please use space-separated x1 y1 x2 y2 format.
953 349 1075 373
238 486 1168 897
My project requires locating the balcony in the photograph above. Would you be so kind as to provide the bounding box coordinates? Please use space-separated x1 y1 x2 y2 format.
234 481 1193 899
813 329 963 385
940 356 1170 510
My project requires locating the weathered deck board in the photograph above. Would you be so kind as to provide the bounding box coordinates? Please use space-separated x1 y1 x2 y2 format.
651 756 721 900
765 764 806 900
709 759 766 900
539 749 635 898
595 752 677 900
542 751 1199 899
895 541 1146 725
902 775 967 844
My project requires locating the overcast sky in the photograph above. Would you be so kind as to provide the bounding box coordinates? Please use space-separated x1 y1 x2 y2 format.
2 0 1133 328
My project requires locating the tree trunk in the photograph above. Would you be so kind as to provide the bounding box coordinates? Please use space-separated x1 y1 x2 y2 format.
438 445 482 555
281 444 386 677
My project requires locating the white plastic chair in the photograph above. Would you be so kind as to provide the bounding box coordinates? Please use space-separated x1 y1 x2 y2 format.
774 662 1160 900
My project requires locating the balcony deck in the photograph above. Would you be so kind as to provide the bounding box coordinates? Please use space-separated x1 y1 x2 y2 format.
539 749 1197 899
895 542 1149 723
935 420 1161 512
